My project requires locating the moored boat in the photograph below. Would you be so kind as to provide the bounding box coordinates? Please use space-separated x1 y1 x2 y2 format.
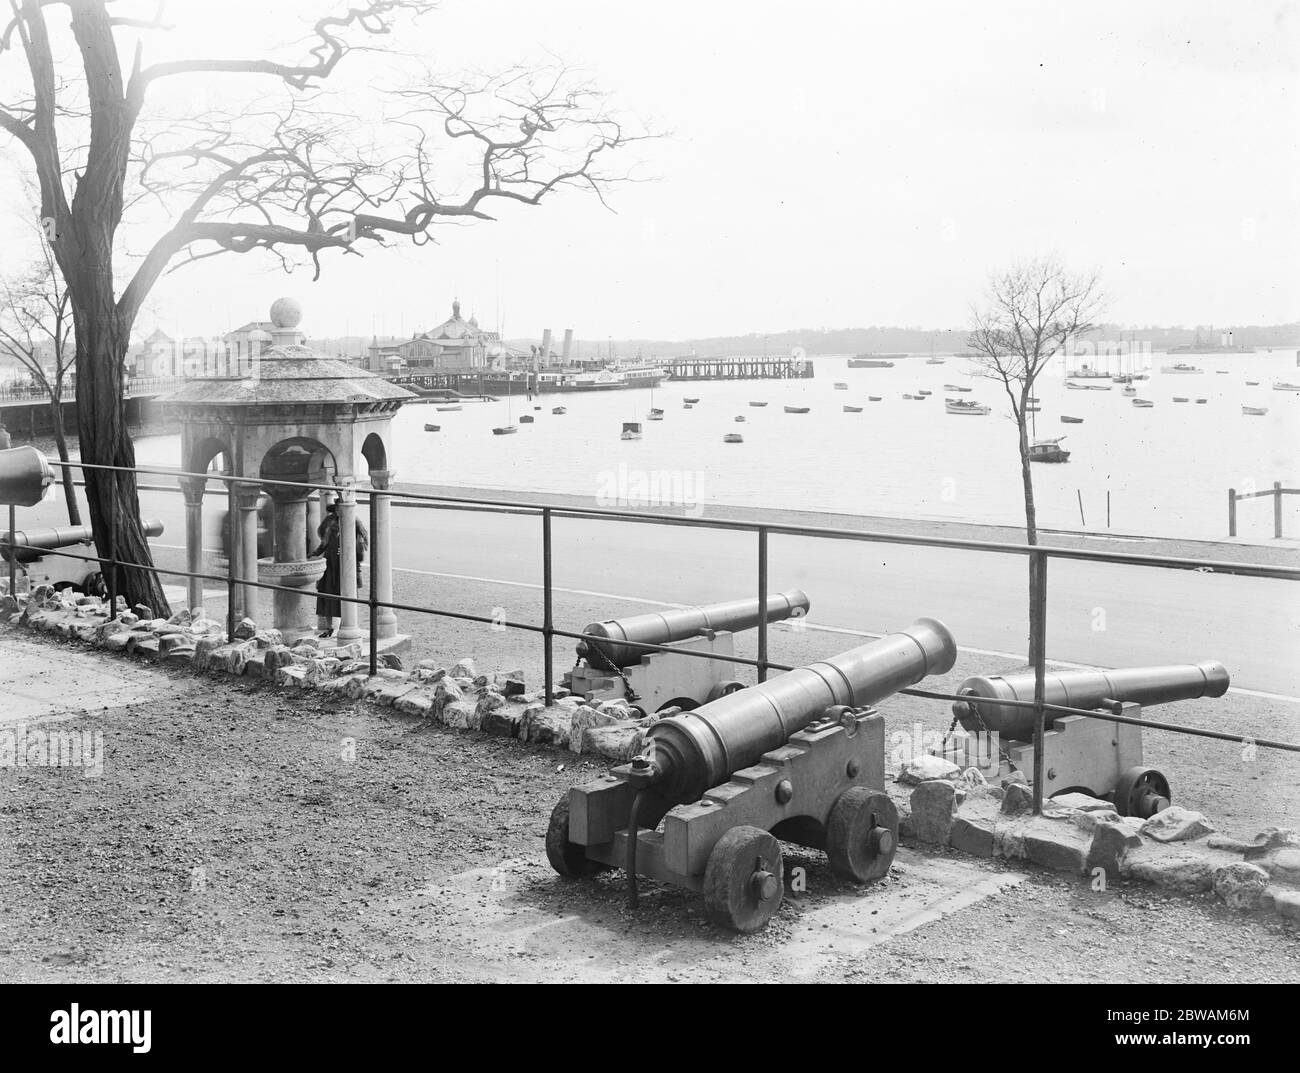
683 396 700 403
1273 382 1300 392
551 406 567 415
1242 405 1269 416
784 405 810 414
491 425 517 435
1029 437 1070 463
749 400 768 407
1122 384 1137 396
918 389 932 396
735 414 746 422
1195 398 1207 404
1160 362 1204 374
1060 415 1083 424
1132 398 1154 408
621 422 643 440
519 415 535 423
843 404 864 413
834 382 848 390
868 395 882 401
1173 397 1188 403
723 433 744 443
944 383 972 392
436 404 462 411
423 423 440 432
945 398 990 415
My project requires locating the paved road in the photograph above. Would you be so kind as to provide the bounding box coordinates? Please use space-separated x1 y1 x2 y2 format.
21 487 1300 696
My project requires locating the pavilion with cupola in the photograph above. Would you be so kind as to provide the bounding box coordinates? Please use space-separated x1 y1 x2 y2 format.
166 297 416 652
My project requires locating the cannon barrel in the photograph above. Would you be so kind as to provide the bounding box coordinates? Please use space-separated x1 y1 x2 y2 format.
953 662 1230 739
2 521 165 559
639 618 957 804
578 589 811 669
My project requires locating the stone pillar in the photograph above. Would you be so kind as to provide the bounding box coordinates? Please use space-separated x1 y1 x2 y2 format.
179 476 206 615
305 492 322 559
269 490 312 636
236 484 262 625
336 482 361 643
370 469 397 639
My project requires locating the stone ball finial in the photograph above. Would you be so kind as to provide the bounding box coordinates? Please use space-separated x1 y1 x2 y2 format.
270 297 303 329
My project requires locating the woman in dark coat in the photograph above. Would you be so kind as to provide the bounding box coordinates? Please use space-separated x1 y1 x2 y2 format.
312 506 342 635
311 503 370 637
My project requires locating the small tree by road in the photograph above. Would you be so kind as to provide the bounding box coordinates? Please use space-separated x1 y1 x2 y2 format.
967 257 1104 667
0 238 80 525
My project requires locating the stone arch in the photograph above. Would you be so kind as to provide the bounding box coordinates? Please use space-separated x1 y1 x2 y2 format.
360 431 387 478
258 436 338 490
188 435 232 476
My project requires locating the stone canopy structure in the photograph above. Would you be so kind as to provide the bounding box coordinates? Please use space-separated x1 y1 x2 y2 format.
166 297 416 647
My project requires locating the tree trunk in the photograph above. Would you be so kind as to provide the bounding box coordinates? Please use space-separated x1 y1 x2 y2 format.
71 290 170 617
48 399 81 526
1019 417 1042 668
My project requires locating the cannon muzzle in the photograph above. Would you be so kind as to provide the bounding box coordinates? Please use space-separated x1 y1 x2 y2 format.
2 521 166 563
953 661 1230 739
578 589 811 669
638 617 957 804
0 445 55 507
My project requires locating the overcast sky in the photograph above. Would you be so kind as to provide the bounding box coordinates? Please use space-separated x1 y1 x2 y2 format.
1 0 1297 341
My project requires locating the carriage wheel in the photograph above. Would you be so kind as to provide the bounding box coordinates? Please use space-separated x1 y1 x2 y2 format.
826 787 898 884
703 826 784 933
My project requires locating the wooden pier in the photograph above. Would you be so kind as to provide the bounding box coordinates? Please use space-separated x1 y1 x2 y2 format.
663 356 814 382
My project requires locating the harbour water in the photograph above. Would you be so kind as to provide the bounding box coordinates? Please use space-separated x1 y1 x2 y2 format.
133 351 1300 543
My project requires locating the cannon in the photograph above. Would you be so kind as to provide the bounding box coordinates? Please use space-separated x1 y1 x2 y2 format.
2 521 165 594
948 662 1230 817
563 590 811 716
547 618 957 932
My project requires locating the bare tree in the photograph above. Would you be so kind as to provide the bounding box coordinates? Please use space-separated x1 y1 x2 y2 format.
0 238 81 525
0 1 645 613
967 257 1104 667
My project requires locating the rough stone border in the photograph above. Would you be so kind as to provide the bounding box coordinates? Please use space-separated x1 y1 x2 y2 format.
0 587 658 763
892 767 1299 926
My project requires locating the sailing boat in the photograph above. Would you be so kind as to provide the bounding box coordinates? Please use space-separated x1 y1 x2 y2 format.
492 373 517 435
647 379 664 420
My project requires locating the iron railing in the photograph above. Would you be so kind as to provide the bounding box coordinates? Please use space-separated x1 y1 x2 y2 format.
6 458 1299 817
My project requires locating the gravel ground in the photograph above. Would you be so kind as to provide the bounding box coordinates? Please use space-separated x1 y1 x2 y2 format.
1 629 1296 984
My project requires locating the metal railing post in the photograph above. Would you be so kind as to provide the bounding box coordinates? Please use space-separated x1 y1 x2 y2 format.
368 490 378 677
225 478 237 642
1228 488 1236 537
107 470 118 620
757 526 769 683
1030 549 1048 815
543 507 554 706
7 503 15 599
1275 482 1283 539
